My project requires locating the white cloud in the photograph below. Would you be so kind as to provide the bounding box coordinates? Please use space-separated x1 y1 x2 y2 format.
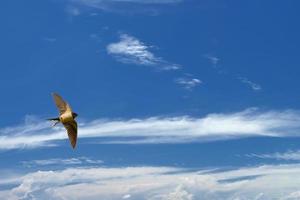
2 164 300 199
74 0 183 5
159 185 193 200
1 108 300 149
21 157 103 167
122 194 131 199
66 0 183 15
283 191 300 200
202 55 262 92
238 77 262 91
175 77 202 90
107 34 180 70
204 55 219 67
247 150 300 161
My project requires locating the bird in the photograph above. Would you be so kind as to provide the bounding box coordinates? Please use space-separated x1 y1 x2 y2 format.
48 93 78 149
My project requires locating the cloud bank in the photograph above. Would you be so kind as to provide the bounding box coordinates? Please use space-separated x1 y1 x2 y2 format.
1 108 300 149
2 164 300 199
107 34 180 70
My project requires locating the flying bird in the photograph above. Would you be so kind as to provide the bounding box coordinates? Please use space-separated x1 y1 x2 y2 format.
48 93 78 149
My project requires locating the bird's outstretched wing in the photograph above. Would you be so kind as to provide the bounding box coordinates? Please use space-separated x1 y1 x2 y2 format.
52 93 72 115
63 120 77 149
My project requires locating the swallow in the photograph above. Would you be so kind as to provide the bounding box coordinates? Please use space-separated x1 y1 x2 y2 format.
48 93 78 149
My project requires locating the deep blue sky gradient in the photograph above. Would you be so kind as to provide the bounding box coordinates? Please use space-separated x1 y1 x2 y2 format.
1 1 300 126
1 0 300 188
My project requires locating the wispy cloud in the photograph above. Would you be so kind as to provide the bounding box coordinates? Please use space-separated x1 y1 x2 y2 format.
1 108 300 149
42 37 57 43
247 150 300 161
107 34 180 70
2 164 300 199
203 55 262 91
238 77 262 91
203 54 219 67
175 76 202 90
21 157 103 167
72 0 183 5
65 5 81 16
66 0 183 15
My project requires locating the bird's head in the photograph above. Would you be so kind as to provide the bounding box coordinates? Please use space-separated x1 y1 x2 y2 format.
72 112 78 119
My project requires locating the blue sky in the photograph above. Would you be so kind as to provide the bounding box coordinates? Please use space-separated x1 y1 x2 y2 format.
1 0 300 199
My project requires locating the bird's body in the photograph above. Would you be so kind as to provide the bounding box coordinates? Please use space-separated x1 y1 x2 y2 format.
48 93 78 149
60 112 73 123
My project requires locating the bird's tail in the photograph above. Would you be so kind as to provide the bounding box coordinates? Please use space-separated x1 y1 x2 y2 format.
47 117 60 127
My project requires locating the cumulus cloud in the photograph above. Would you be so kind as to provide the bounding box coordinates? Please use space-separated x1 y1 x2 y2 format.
107 34 180 70
2 164 300 199
238 77 262 91
1 108 300 149
157 185 193 200
175 77 202 90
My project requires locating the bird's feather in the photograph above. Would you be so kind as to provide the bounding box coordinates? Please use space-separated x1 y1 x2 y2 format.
63 120 77 149
52 93 72 115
